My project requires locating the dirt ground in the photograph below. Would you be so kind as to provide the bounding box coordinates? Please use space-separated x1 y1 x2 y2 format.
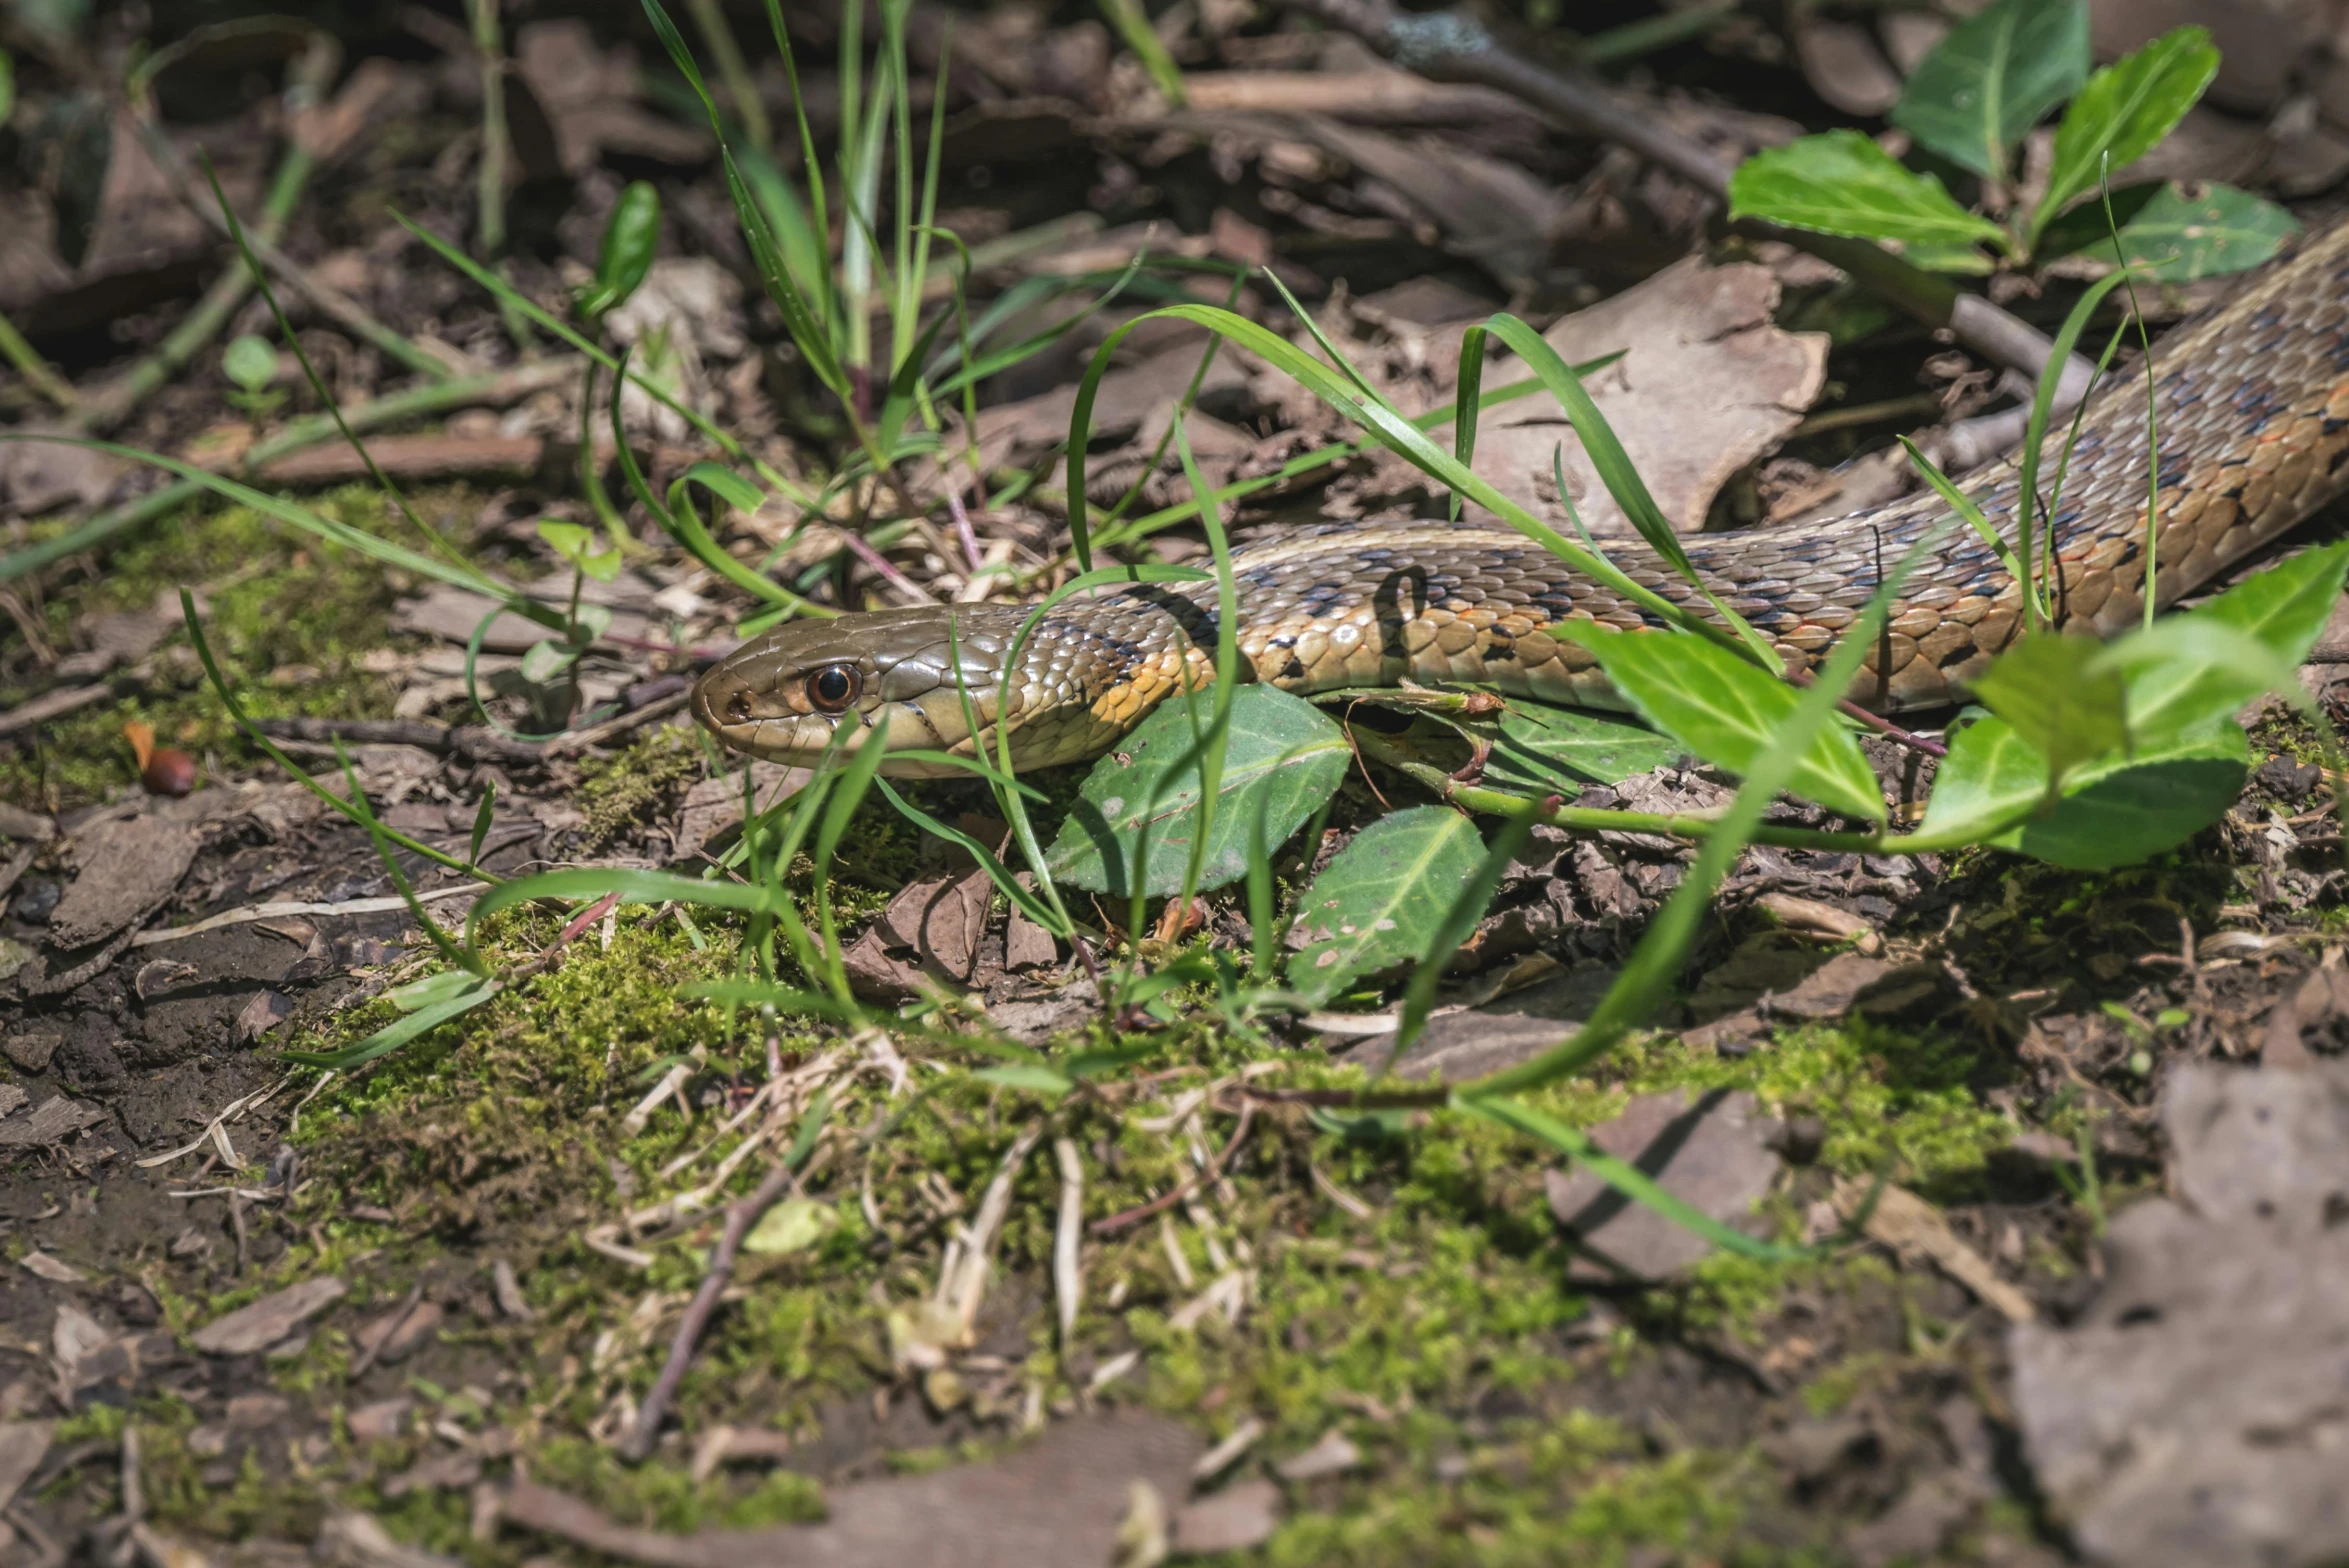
8 1 2349 1565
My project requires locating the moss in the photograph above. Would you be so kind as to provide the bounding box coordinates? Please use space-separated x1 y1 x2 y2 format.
0 485 462 811
1260 1415 1808 1566
576 727 708 850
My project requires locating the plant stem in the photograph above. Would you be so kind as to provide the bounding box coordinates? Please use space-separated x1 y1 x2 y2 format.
0 359 579 584
686 0 772 153
1351 729 1972 855
0 309 77 410
466 0 535 349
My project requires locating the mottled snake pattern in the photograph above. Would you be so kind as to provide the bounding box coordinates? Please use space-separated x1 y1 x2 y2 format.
695 217 2349 776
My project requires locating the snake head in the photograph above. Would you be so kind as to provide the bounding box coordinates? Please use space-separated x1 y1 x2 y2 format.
691 607 1028 778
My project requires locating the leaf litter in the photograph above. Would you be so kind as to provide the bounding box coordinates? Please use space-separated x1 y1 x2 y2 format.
5 0 2349 1563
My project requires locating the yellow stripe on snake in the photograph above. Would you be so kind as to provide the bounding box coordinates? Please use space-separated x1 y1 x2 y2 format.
694 217 2349 777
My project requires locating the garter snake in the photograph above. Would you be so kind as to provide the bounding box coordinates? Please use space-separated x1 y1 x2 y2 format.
694 217 2349 777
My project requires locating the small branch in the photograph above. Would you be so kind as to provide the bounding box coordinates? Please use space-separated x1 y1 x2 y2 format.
1088 1104 1255 1235
1275 0 2092 405
0 358 577 585
1052 1137 1084 1349
619 1153 800 1462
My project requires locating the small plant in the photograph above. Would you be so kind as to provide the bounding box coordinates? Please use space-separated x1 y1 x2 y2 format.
221 334 283 419
1729 0 2292 282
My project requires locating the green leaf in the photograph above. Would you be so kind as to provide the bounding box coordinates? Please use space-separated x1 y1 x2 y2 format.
0 49 16 124
970 1064 1075 1098
1728 130 2008 260
1921 715 2247 868
283 976 501 1069
519 640 581 685
1482 701 1683 795
1554 624 1886 823
1967 634 2129 789
222 335 277 393
1890 0 2088 179
2103 181 2296 281
2110 541 2349 742
742 1197 840 1257
1044 684 1351 897
2031 26 2219 245
1288 807 1485 1007
389 968 481 1012
536 520 593 561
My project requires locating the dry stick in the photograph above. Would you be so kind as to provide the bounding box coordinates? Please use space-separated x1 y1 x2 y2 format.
72 38 341 435
1275 0 2093 407
619 1154 800 1462
120 51 452 385
0 357 578 583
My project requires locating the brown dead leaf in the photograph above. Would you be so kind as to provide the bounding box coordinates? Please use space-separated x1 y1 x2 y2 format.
1470 258 1828 536
878 868 995 985
0 1095 104 1149
2011 1058 2349 1567
502 1409 1203 1568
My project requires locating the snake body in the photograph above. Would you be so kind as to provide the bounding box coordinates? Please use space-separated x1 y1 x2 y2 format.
694 217 2349 776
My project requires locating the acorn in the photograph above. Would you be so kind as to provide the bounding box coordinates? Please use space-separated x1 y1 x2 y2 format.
124 720 196 796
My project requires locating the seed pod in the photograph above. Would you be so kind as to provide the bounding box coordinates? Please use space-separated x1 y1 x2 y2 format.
575 181 661 324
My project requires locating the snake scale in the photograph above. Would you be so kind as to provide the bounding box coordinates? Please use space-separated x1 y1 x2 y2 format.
694 216 2349 776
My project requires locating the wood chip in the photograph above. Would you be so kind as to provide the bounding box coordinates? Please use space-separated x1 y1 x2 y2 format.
1834 1179 2033 1323
190 1276 348 1356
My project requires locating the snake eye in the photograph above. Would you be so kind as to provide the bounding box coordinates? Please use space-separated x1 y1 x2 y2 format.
725 691 755 725
805 664 861 714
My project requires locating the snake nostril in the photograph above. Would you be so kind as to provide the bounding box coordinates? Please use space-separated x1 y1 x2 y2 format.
725 690 755 725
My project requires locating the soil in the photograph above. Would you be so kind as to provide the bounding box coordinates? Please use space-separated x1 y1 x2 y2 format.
5 2 2349 1565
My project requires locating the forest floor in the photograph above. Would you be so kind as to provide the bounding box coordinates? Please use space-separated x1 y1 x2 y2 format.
5 2 2349 1565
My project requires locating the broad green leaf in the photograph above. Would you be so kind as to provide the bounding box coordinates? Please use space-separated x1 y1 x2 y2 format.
1045 684 1349 897
1554 625 1886 823
2032 181 2166 261
1922 714 2247 868
1967 634 2129 788
1728 130 2008 260
2110 541 2349 742
1890 0 2088 179
0 49 14 123
1288 806 1485 1007
2031 26 2219 244
1483 700 1683 795
2104 181 2296 281
743 1197 840 1257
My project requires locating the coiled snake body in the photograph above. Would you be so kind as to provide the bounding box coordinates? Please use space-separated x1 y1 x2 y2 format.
694 218 2349 776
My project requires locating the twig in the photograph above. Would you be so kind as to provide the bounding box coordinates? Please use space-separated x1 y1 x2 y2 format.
119 40 453 385
1052 1137 1084 1349
0 358 578 584
618 1153 801 1462
1089 1103 1255 1234
1275 0 2092 404
75 36 341 435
